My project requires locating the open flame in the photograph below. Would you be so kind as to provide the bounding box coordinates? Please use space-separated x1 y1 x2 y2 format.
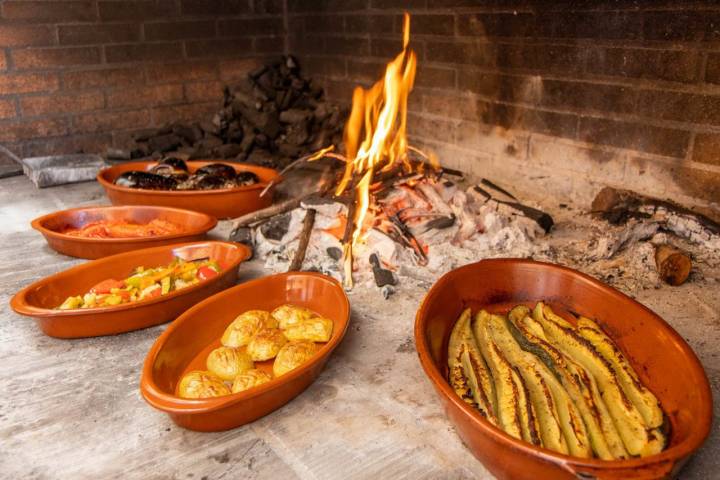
340 13 428 287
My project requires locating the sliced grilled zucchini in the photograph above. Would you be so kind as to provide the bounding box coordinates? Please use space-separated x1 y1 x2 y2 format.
448 308 497 423
474 310 539 444
534 305 664 456
487 314 571 455
577 316 664 429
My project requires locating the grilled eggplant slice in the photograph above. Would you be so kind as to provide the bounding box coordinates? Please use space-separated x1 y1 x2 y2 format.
475 310 539 444
487 314 571 455
577 316 664 430
510 315 624 460
534 306 664 457
447 309 497 423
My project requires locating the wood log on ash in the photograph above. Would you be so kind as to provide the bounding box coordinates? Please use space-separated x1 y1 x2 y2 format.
288 209 316 272
655 244 692 286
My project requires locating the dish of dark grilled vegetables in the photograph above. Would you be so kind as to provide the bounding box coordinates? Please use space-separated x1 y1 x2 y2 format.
114 158 260 191
448 302 667 460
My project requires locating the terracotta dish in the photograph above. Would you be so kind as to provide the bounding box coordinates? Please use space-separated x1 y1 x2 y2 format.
97 161 280 219
415 259 712 480
31 205 217 259
10 241 250 338
140 272 350 432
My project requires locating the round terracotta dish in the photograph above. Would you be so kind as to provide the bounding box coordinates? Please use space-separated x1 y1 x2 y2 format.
10 241 251 338
140 272 350 432
415 259 712 480
31 205 217 259
97 160 280 219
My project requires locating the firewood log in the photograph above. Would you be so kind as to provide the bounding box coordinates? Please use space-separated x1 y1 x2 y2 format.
654 244 692 286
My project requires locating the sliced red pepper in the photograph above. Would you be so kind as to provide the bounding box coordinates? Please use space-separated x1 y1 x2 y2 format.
145 287 162 299
90 279 125 294
197 266 218 281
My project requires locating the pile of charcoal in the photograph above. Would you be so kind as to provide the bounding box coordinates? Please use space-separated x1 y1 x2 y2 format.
116 56 346 169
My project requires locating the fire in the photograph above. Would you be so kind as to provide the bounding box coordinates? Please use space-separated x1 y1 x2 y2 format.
309 12 437 288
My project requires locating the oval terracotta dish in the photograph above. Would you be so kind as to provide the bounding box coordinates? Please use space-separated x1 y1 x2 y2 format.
140 272 350 432
31 205 218 259
97 160 280 219
10 241 251 338
415 259 712 480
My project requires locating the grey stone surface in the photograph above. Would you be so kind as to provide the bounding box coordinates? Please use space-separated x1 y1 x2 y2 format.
0 175 717 479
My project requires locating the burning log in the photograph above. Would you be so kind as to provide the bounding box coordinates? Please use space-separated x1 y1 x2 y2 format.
654 244 692 286
288 209 316 271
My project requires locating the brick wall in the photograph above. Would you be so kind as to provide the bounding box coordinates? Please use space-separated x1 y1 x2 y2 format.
0 0 285 160
287 0 720 209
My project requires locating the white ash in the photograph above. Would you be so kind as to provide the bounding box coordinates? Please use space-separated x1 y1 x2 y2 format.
252 177 546 284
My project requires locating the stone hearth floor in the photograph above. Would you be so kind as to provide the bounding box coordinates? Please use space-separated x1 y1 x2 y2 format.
1 173 718 479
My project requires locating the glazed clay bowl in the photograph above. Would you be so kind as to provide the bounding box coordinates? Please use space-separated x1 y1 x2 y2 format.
97 160 280 219
10 241 250 338
31 205 217 259
140 272 350 432
415 259 712 480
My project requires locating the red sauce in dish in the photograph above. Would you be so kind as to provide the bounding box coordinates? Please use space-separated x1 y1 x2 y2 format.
62 219 182 238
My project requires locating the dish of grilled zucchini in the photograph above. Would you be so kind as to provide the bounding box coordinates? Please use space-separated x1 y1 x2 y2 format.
448 302 667 459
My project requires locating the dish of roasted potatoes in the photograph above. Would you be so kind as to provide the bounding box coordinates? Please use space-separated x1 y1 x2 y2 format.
178 304 333 399
448 302 667 460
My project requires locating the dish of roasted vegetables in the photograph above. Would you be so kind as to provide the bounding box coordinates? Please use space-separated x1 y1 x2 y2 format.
61 218 182 239
56 257 222 309
178 304 333 399
448 302 667 460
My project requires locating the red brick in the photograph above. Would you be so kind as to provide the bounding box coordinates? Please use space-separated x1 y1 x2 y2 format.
218 18 285 37
0 51 6 71
586 47 699 84
145 21 216 41
299 56 346 79
12 47 101 70
218 57 265 81
288 0 364 12
151 102 216 125
21 91 104 116
181 0 252 15
345 14 396 34
578 117 690 158
98 0 179 21
0 99 16 119
1 1 96 22
325 37 370 56
185 38 253 58
63 67 143 89
254 36 284 53
401 14 454 36
0 117 69 142
497 43 584 75
105 43 183 63
0 73 59 94
425 41 494 66
146 60 218 83
23 133 113 156
0 25 54 47
73 109 151 134
107 84 184 109
184 81 223 102
691 133 720 167
414 65 455 89
59 24 141 46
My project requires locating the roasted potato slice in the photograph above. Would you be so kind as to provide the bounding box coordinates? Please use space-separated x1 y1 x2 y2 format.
488 313 571 455
283 316 333 342
447 308 497 423
474 310 540 444
271 304 316 329
246 328 287 361
178 370 230 399
534 305 664 457
577 316 664 429
206 346 254 381
222 310 278 348
231 369 272 393
510 315 625 460
273 340 318 377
